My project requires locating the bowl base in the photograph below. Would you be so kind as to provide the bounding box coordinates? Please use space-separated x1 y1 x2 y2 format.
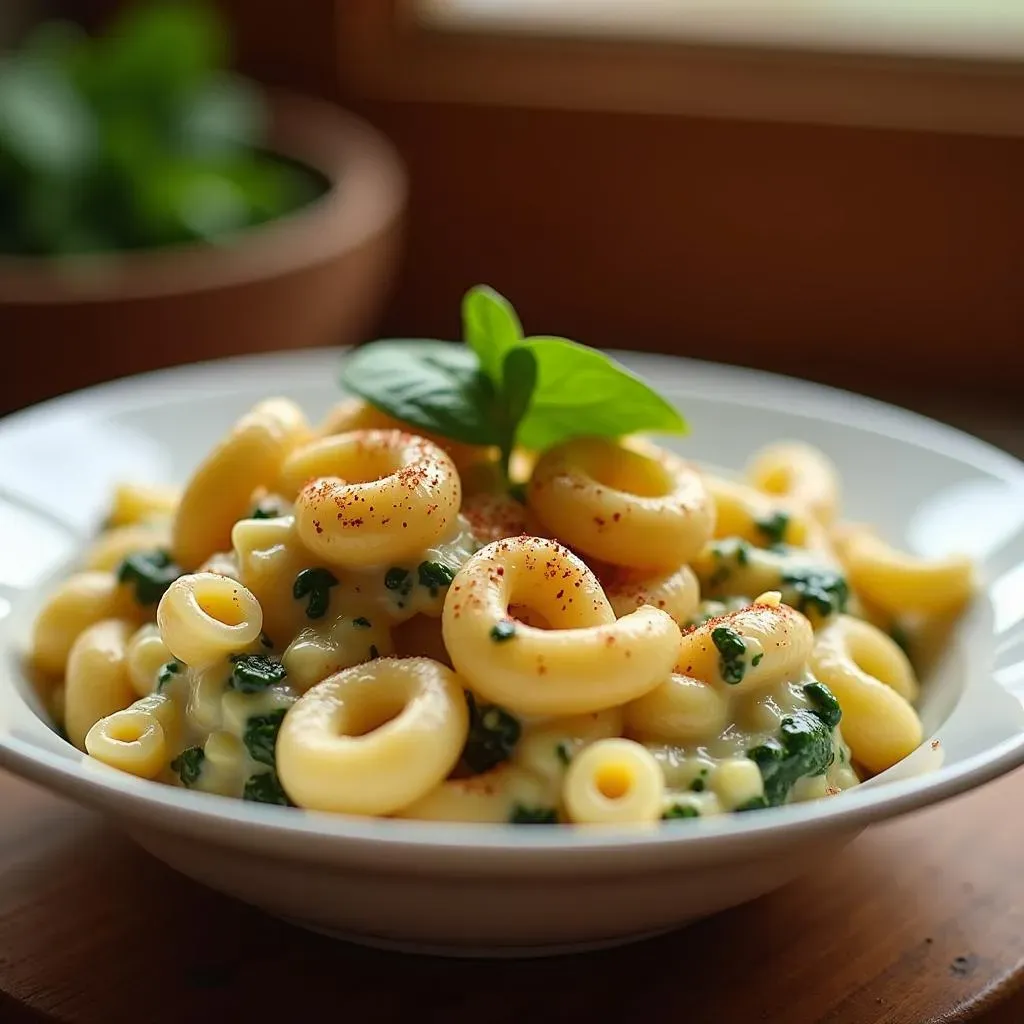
278 917 677 959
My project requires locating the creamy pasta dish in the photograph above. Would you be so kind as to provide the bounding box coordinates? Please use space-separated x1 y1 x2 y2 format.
27 395 975 825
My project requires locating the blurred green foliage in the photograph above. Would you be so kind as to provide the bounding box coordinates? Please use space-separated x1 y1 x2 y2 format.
0 1 326 257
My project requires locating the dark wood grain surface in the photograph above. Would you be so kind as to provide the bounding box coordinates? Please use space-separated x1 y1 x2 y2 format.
0 762 1023 1024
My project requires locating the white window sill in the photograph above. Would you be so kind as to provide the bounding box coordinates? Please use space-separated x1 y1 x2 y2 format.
338 2 1024 137
419 0 1024 64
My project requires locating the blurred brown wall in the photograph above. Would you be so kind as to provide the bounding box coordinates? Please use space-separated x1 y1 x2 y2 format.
41 1 1024 407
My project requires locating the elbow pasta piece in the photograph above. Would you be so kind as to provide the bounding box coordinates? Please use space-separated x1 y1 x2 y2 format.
624 673 729 744
30 571 141 677
442 537 679 715
283 430 462 569
317 397 492 472
82 522 170 572
124 623 173 697
710 757 766 811
700 473 829 552
172 398 312 570
597 562 700 628
676 598 814 693
811 615 923 774
746 441 841 526
562 738 665 825
106 481 180 528
528 437 714 569
397 762 556 823
231 515 314 644
515 707 624 782
282 616 394 693
85 691 182 779
276 657 469 815
64 619 138 749
832 523 974 617
195 731 249 798
157 573 263 669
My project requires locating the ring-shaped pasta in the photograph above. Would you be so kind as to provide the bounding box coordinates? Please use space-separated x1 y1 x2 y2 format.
442 537 679 716
157 573 263 669
811 615 923 774
562 738 665 825
172 398 312 570
527 437 714 570
746 441 841 526
276 657 468 815
85 689 181 779
283 430 462 569
597 562 700 628
624 673 729 743
832 523 974 617
317 397 491 472
676 597 814 693
65 619 137 750
515 707 624 781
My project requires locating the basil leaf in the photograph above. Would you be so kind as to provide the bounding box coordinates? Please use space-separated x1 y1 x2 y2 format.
501 346 540 438
516 337 686 450
340 340 501 446
462 285 523 383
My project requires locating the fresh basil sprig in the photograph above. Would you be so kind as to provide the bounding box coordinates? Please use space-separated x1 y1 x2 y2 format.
340 286 686 482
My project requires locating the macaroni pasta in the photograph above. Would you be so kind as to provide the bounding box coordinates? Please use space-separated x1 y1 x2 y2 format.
26 397 974 825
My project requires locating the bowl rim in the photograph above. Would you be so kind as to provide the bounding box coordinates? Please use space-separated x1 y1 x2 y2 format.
0 90 408 305
1 346 1023 864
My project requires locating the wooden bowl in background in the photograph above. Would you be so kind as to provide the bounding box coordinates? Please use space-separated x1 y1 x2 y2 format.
0 90 407 415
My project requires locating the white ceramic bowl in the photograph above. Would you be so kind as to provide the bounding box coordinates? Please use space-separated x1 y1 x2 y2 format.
1 350 1023 958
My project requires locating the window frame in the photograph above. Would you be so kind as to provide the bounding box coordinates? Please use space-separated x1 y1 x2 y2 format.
336 1 1024 137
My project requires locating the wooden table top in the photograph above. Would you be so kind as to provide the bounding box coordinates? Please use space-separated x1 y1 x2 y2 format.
1 762 1023 1024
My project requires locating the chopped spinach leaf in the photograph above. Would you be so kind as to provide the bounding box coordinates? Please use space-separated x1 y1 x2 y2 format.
780 567 849 619
243 771 292 805
417 560 455 596
509 804 558 824
462 692 521 773
489 619 517 642
747 709 835 807
292 567 339 619
751 652 764 667
555 741 572 766
228 654 287 693
663 804 700 819
116 548 182 605
243 709 288 767
170 745 205 787
352 616 372 628
803 680 842 731
755 511 790 546
735 796 769 812
711 625 748 685
156 659 182 691
689 776 706 793
384 567 412 593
